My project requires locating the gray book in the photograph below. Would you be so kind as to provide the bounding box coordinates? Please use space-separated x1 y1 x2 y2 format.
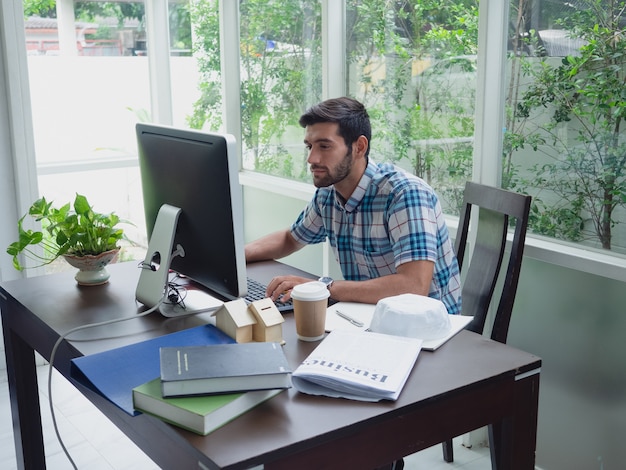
160 342 292 397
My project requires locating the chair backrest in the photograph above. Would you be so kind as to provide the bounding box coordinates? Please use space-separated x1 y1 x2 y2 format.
454 181 531 343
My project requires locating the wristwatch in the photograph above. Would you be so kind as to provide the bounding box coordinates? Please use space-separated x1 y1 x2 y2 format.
318 276 334 290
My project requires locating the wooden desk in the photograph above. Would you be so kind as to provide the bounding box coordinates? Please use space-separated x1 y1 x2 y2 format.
1 261 541 470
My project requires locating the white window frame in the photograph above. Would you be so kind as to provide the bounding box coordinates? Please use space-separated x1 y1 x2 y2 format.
2 0 625 284
0 0 40 280
235 0 626 282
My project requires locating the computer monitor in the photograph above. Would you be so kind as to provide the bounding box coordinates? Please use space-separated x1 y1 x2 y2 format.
135 123 247 314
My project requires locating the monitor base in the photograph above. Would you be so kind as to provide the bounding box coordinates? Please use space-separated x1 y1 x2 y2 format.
159 289 223 318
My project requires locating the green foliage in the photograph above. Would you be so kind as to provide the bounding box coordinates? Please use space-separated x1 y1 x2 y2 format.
7 194 126 271
238 0 322 177
528 197 585 242
189 0 322 181
343 1 478 213
189 0 478 197
74 2 144 26
506 0 626 250
186 0 221 130
168 3 192 51
23 0 55 18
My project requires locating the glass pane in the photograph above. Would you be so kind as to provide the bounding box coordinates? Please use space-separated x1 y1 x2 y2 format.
171 0 202 128
189 0 323 181
23 0 196 272
186 0 222 130
506 0 626 254
26 2 148 165
239 1 322 180
346 0 479 215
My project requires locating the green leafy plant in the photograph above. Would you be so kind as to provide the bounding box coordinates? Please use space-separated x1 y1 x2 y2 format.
189 0 478 211
505 0 626 250
188 0 322 182
7 194 126 271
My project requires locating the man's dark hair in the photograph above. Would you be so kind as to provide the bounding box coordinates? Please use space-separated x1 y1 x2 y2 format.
299 97 371 157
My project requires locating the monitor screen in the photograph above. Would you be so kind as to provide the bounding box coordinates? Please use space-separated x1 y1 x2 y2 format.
136 123 247 302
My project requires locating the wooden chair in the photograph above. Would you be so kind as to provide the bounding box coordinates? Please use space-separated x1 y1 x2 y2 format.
441 181 532 465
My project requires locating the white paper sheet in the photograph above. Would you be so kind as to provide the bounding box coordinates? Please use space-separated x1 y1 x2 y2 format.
325 302 473 351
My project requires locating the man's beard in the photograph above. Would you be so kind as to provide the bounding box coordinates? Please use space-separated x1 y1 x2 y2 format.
311 148 353 188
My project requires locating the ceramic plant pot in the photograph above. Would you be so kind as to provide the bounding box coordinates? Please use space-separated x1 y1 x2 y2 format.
63 248 120 286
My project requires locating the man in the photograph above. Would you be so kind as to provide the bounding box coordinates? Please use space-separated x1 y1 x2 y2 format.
245 97 461 314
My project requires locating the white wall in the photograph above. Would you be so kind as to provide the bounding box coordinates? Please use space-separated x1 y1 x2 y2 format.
242 184 331 277
509 258 626 469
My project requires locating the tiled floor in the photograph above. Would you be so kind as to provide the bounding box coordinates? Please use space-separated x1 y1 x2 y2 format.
1 359 491 469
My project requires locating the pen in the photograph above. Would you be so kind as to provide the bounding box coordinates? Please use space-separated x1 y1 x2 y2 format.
335 309 364 327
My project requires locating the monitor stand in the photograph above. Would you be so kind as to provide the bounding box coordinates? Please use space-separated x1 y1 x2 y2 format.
135 204 223 317
158 288 224 317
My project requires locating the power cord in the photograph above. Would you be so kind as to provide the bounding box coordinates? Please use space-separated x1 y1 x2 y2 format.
165 278 188 308
49 246 187 467
47 294 165 469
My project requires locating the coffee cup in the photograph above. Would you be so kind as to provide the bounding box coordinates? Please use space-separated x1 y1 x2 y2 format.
291 281 330 341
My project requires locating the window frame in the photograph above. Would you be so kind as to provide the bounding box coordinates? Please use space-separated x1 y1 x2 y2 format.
3 0 625 283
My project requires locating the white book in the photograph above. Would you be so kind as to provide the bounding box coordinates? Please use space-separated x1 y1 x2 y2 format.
292 329 422 402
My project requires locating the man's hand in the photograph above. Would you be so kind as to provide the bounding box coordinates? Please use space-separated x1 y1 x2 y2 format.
265 275 316 303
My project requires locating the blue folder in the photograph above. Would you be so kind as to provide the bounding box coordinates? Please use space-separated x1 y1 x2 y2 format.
71 324 235 415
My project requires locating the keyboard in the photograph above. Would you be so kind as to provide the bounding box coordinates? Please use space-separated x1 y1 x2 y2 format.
244 277 293 312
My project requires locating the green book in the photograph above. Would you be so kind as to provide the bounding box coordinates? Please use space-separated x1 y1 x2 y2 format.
132 378 282 435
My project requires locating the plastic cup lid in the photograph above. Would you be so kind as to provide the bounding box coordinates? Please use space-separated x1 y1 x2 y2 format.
291 281 330 301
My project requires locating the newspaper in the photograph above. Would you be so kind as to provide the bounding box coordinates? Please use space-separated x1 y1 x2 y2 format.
292 329 422 401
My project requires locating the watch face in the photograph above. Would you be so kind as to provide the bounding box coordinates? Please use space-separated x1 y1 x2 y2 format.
319 276 333 288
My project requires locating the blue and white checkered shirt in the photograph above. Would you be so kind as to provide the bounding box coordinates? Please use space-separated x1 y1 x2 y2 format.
290 160 462 315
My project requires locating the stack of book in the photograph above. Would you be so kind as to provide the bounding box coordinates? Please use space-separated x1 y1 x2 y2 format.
132 341 292 435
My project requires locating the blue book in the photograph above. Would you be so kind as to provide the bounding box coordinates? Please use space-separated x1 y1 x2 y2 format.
71 324 235 415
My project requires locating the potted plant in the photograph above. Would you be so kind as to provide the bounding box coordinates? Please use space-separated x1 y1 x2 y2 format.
7 193 126 285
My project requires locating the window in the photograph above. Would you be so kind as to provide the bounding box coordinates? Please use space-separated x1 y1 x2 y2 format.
345 0 479 214
12 0 626 281
506 0 626 254
189 0 323 182
196 1 481 214
22 0 196 270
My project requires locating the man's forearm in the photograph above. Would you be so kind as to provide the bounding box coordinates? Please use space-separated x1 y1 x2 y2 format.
245 229 302 262
330 277 426 304
329 260 434 304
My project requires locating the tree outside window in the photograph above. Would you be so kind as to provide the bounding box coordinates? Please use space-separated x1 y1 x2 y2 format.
190 0 479 215
506 0 626 254
345 0 478 213
188 0 323 181
23 0 626 255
